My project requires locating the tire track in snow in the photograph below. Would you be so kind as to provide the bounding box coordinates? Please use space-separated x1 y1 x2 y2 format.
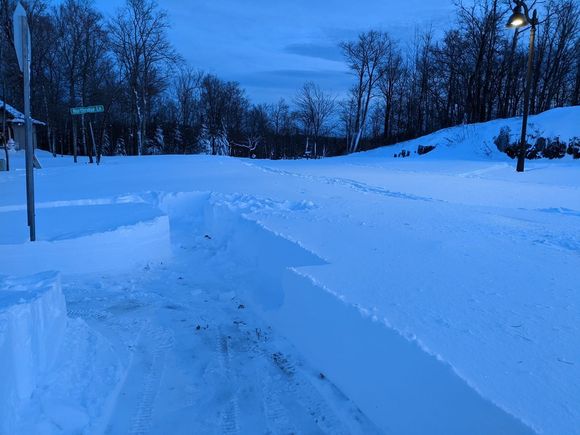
129 324 174 435
261 374 298 435
67 306 110 321
267 351 350 434
245 163 438 203
217 332 241 435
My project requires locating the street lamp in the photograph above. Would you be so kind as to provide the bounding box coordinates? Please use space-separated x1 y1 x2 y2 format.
506 0 539 173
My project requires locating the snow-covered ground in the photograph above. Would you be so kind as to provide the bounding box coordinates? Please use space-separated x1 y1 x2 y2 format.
1 107 579 434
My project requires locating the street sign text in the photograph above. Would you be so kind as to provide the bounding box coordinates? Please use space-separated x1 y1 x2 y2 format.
70 105 104 116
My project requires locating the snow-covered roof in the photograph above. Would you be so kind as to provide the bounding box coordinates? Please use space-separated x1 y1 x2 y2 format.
0 98 45 126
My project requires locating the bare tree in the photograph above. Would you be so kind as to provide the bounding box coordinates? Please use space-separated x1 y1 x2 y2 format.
55 0 107 163
109 0 179 155
378 44 404 142
199 74 248 155
532 0 580 112
175 66 203 128
269 98 291 136
457 0 507 123
340 31 392 153
295 81 335 158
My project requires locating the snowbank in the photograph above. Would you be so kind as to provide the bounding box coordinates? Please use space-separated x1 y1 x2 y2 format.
359 105 580 161
0 202 171 276
0 272 66 434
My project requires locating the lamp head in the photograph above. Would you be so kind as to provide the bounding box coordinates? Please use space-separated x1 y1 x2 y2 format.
507 5 528 28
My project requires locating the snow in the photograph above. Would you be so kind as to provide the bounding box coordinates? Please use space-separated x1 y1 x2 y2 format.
0 202 171 276
1 106 579 434
360 105 580 160
0 272 121 434
0 98 45 125
0 272 66 434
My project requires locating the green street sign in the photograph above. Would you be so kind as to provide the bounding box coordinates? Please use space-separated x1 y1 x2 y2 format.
70 105 104 116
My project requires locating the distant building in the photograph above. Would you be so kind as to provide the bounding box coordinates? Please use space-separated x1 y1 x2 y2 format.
0 99 45 150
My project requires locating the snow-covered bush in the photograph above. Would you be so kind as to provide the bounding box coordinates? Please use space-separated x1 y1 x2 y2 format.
493 127 521 159
493 126 554 160
198 124 230 155
114 138 126 156
504 143 520 159
542 137 567 159
567 137 580 159
173 126 184 153
145 126 164 155
394 150 410 158
493 126 511 153
525 137 546 160
102 130 112 156
533 137 547 154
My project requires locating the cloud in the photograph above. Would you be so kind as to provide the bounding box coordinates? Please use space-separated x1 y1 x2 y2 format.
241 69 349 89
284 43 343 62
95 0 457 103
239 69 351 103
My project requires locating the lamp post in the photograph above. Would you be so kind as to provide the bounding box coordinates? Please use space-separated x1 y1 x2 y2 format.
506 0 539 173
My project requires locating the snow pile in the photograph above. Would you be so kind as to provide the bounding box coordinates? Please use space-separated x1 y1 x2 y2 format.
0 202 171 276
361 105 580 160
0 272 66 434
15 316 123 435
0 273 123 434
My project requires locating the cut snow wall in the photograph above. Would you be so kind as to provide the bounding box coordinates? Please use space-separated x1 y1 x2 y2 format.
0 272 66 435
190 197 535 435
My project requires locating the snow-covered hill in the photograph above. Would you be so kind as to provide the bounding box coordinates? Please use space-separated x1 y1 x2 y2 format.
360 105 580 161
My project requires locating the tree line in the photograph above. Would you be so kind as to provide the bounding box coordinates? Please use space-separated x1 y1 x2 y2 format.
1 0 579 161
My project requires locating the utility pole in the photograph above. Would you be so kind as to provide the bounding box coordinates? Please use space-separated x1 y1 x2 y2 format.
14 2 35 241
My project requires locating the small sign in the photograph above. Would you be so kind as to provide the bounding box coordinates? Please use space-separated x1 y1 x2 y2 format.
70 105 104 116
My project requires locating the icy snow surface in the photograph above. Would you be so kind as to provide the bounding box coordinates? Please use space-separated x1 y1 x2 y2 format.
1 107 579 434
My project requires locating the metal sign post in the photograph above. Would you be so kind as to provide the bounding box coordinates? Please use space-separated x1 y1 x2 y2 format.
14 2 35 241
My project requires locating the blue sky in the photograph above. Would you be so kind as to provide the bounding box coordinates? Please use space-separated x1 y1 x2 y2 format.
97 0 456 103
